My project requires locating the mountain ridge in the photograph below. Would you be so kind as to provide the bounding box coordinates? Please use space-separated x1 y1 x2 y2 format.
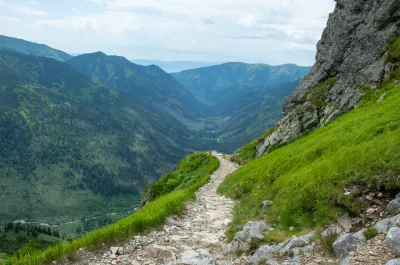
0 35 73 62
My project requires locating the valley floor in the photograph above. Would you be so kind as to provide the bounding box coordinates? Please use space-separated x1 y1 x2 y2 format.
65 152 243 265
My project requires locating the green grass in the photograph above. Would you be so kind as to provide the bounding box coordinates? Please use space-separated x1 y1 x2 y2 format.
5 152 219 265
386 36 400 64
303 76 336 111
322 229 339 253
231 126 276 165
218 37 400 239
363 227 379 241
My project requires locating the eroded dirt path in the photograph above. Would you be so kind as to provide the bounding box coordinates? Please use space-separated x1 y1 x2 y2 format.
72 152 242 265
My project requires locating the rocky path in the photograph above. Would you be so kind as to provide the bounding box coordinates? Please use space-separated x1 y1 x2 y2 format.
71 152 243 265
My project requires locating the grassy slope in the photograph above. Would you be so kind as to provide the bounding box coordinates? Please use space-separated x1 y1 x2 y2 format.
219 37 400 240
5 152 219 265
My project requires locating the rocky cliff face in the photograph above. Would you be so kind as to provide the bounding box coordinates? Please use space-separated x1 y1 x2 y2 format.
256 0 400 157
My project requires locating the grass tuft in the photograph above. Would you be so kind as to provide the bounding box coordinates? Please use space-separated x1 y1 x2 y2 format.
322 230 339 253
363 227 379 241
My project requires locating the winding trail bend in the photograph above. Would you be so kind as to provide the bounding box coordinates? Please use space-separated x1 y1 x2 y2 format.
72 152 244 265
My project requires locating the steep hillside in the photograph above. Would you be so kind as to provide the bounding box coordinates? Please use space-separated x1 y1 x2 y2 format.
220 74 400 235
220 0 400 242
172 62 311 106
208 80 301 152
0 50 194 225
131 59 224 73
257 0 400 156
67 52 204 121
0 35 72 61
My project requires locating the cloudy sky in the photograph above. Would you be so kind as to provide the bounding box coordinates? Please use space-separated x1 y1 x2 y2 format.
0 0 335 66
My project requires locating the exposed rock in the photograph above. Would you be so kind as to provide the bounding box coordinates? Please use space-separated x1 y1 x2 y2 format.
321 226 342 241
292 245 313 256
261 200 273 209
244 245 278 265
230 221 267 252
338 214 352 232
256 0 400 156
110 247 119 255
353 228 367 242
332 233 357 258
280 235 310 255
387 198 400 214
387 227 400 255
146 245 175 260
387 259 400 265
374 214 400 233
298 231 316 243
339 256 351 265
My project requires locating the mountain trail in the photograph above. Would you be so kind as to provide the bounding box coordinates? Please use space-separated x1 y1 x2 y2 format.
69 152 243 265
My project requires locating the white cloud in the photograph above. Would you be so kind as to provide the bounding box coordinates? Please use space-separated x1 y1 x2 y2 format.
0 15 22 23
0 0 336 65
0 2 47 15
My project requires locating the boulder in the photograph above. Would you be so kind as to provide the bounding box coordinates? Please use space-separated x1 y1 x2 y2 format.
387 227 400 255
387 259 400 265
280 236 310 255
374 214 400 233
332 233 357 258
230 221 267 252
337 214 352 232
353 228 367 242
387 199 400 214
244 245 277 265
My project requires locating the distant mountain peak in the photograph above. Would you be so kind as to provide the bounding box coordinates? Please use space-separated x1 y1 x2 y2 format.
0 35 72 61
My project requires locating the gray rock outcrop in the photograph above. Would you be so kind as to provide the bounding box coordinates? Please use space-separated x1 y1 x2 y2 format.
244 245 278 265
387 198 400 214
374 214 400 233
386 227 400 255
332 233 357 257
280 235 310 255
230 221 267 252
256 0 400 156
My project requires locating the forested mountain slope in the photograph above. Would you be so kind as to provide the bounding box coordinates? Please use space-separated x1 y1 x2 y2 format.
0 35 72 62
67 52 204 121
0 50 195 224
172 62 310 106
